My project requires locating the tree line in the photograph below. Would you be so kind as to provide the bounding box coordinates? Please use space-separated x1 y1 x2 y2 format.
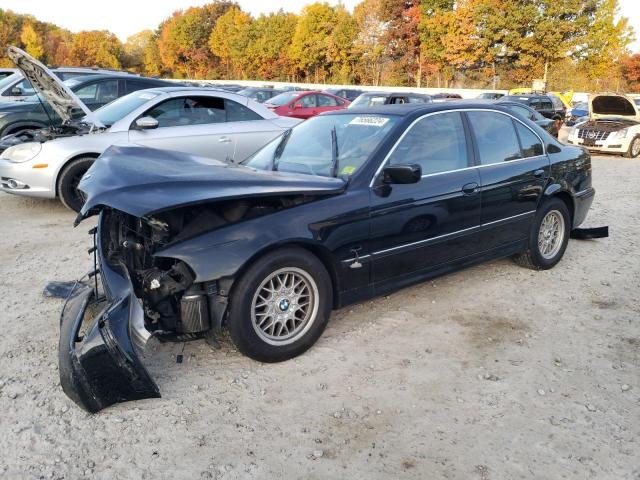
0 0 637 91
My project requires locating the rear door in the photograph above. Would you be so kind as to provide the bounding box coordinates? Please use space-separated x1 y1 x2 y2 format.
128 95 236 160
369 111 481 286
224 99 285 162
466 110 549 250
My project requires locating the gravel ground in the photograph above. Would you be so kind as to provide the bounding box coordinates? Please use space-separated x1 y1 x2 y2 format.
0 154 638 480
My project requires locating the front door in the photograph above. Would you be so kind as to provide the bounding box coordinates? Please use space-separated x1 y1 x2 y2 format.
369 111 482 286
465 110 549 250
128 95 236 160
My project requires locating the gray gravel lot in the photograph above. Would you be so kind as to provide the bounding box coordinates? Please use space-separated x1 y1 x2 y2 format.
0 154 638 480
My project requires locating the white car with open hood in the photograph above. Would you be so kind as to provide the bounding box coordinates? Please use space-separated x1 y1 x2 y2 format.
566 93 640 157
0 47 300 211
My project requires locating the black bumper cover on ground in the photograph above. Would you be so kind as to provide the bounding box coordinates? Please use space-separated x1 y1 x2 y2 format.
59 253 160 412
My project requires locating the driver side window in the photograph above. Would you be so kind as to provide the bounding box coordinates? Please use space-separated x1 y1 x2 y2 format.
295 95 316 108
388 112 469 175
144 96 225 127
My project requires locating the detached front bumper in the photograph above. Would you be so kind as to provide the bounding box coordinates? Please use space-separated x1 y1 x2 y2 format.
59 225 160 413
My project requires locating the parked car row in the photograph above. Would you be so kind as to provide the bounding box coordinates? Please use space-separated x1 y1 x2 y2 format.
0 48 597 414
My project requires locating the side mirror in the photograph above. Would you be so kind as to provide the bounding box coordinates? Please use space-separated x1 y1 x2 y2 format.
10 86 23 96
133 116 159 130
293 103 303 110
383 164 422 184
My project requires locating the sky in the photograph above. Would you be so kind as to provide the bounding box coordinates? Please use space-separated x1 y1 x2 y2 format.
1 0 639 51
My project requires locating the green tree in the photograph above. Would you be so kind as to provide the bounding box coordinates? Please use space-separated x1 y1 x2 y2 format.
290 2 338 82
209 7 253 78
123 30 154 72
245 11 298 80
352 0 388 85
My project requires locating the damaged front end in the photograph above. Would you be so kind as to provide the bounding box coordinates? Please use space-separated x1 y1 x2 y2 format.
61 195 319 412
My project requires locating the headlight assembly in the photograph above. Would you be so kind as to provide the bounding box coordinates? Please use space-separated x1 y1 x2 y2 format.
0 142 42 163
608 128 629 140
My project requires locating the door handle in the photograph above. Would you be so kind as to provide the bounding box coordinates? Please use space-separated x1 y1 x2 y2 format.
533 169 545 178
218 136 231 143
461 182 479 195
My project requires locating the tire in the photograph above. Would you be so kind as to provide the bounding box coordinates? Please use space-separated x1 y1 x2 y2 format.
513 197 570 270
227 247 333 362
57 157 95 212
623 136 640 158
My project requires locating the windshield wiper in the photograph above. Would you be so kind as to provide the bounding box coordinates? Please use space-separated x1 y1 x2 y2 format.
330 126 339 177
272 128 292 171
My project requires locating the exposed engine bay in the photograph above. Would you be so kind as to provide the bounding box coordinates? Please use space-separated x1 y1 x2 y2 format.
578 118 639 132
0 122 99 153
100 195 316 341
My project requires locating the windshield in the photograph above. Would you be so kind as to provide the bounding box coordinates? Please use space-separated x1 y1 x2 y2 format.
266 92 299 106
349 94 388 108
92 90 160 126
243 113 398 178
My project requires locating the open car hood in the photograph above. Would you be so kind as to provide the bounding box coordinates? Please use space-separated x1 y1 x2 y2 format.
77 145 346 221
6 46 104 127
589 94 640 121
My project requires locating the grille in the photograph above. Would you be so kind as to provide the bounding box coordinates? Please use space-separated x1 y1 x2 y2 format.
577 129 610 141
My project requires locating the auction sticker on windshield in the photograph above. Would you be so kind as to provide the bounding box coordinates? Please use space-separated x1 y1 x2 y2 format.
349 116 389 127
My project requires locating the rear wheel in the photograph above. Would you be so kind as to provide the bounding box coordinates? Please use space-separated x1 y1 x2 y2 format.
514 198 570 270
227 248 332 362
57 157 95 212
624 136 640 158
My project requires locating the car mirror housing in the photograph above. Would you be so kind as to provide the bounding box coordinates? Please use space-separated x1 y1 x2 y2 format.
10 86 23 96
383 164 422 184
293 103 302 110
133 116 159 130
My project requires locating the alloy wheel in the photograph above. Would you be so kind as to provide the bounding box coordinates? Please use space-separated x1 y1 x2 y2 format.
251 267 319 346
538 210 565 260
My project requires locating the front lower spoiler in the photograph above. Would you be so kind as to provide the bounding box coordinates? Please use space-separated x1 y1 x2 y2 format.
58 279 160 413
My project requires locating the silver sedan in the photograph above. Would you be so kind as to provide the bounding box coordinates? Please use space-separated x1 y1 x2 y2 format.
0 87 300 211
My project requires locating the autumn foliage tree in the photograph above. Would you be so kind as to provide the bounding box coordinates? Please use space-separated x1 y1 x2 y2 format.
0 0 637 90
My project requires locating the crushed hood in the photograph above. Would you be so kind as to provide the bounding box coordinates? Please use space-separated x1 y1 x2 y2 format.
589 94 640 121
7 46 104 127
77 145 346 220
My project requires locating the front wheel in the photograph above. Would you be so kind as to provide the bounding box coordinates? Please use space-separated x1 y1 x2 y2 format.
57 157 95 212
514 198 570 270
227 248 333 362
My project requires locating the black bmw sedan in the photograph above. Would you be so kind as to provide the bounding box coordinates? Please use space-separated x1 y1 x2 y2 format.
62 102 595 412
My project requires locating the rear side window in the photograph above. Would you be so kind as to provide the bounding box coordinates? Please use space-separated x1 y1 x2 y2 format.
225 99 262 121
126 80 156 94
467 111 522 164
317 94 340 107
388 111 469 175
514 122 543 157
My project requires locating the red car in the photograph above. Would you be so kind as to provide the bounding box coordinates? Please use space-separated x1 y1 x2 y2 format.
264 90 350 119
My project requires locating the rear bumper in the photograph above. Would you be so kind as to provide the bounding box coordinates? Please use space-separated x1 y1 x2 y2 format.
573 187 595 228
59 222 159 413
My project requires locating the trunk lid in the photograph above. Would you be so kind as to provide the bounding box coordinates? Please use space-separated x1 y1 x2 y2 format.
6 46 104 127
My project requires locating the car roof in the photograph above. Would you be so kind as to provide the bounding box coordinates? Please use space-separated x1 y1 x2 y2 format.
503 94 548 99
65 73 166 83
326 101 515 117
